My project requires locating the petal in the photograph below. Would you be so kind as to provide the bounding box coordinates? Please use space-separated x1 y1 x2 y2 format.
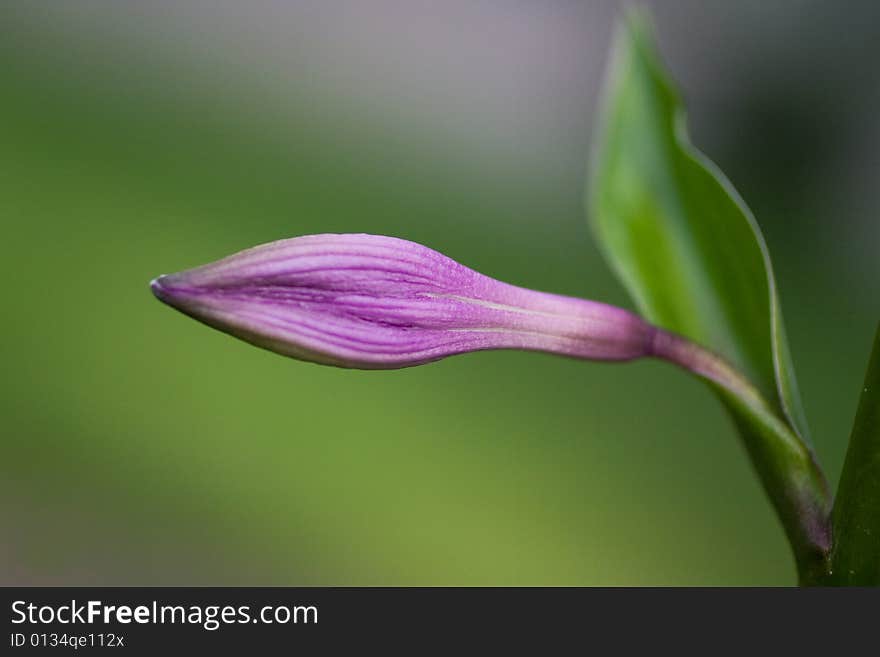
151 234 654 368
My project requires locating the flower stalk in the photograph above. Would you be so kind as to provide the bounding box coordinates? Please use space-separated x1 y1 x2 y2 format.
151 234 749 389
151 233 831 576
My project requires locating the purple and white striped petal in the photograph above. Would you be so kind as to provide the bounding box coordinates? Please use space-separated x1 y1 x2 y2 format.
150 233 656 369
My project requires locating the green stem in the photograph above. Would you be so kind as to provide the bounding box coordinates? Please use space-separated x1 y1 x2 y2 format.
651 327 832 583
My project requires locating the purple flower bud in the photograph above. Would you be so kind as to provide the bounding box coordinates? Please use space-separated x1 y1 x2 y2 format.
150 233 656 369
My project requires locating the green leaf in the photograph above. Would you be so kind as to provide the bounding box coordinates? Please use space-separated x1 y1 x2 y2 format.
828 325 880 585
588 10 830 580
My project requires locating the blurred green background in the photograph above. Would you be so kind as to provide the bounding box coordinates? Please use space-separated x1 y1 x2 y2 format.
2 1 878 585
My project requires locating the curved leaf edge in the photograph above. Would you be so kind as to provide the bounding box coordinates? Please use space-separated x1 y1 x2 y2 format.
591 8 812 445
587 9 832 578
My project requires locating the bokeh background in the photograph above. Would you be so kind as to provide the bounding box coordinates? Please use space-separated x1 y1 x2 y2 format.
2 1 878 585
